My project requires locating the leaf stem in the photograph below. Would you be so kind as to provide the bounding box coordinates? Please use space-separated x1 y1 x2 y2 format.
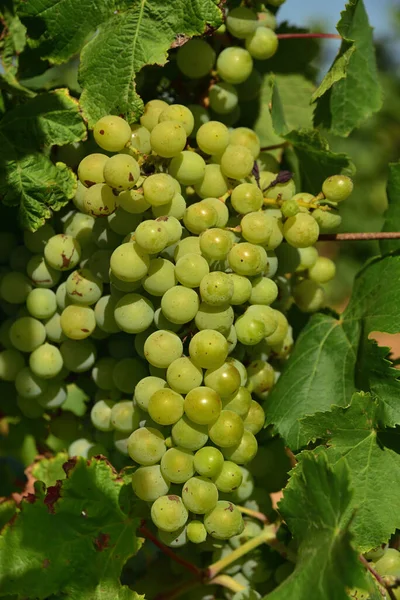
210 574 247 592
260 142 290 152
277 33 342 40
359 555 397 600
319 232 400 241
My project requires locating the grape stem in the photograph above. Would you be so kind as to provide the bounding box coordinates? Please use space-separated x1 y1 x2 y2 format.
359 555 397 600
210 574 247 592
138 521 202 578
277 33 342 40
319 232 400 241
237 504 270 524
263 197 331 211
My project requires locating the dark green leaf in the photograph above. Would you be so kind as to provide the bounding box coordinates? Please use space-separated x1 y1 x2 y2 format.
381 162 400 254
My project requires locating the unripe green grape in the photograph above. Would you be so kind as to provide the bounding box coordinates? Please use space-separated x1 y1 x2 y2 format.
91 219 121 251
200 272 234 307
135 220 169 254
159 104 194 136
226 6 257 38
194 164 229 199
199 229 234 261
15 366 47 398
312 208 342 232
182 476 219 514
92 357 117 390
296 246 318 271
151 495 188 533
112 358 148 394
94 295 120 333
208 410 244 448
65 268 103 306
196 121 230 156
140 99 168 132
187 520 207 544
134 376 167 412
127 427 166 465
209 82 239 115
153 308 182 333
281 199 299 218
87 249 112 284
374 549 400 577
60 305 96 340
37 382 69 410
0 349 25 381
228 243 268 277
144 330 183 369
172 415 208 451
247 359 275 397
322 174 353 202
308 256 336 283
110 242 150 282
189 329 229 370
264 310 288 347
229 274 252 306
143 173 176 206
220 145 254 180
118 189 150 214
223 386 252 419
93 115 131 152
176 39 216 79
44 234 81 272
150 121 187 158
60 339 96 372
110 400 141 433
195 303 234 336
194 447 224 478
25 289 55 321
29 343 63 379
243 400 265 435
91 399 115 432
257 152 279 174
222 430 258 464
183 201 218 234
245 27 278 60
257 9 277 30
129 124 152 154
83 183 117 217
64 213 95 249
230 468 255 504
204 501 244 539
241 212 283 249
249 277 278 305
132 464 170 502
230 128 260 159
161 286 199 324
283 213 320 248
200 199 228 229
217 47 253 84
114 293 154 334
231 183 263 214
10 316 46 353
204 363 241 399
213 460 243 492
158 526 188 548
142 258 176 296
148 388 184 425
167 357 203 395
152 192 186 220
293 279 325 313
156 215 182 246
103 154 140 191
174 237 201 262
160 447 195 483
184 386 222 425
175 254 209 288
77 153 108 187
168 151 206 186
235 314 266 346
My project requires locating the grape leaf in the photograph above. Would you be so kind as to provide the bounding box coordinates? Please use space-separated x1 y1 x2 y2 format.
62 383 90 416
300 393 400 551
0 89 86 230
0 500 16 532
0 0 32 97
31 453 68 487
380 162 400 254
312 0 383 136
265 452 365 599
265 253 400 449
0 457 143 599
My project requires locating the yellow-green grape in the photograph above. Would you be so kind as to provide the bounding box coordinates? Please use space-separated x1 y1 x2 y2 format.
127 427 166 465
72 181 88 213
194 446 224 478
78 153 108 187
176 39 216 79
132 465 170 502
63 212 95 249
200 272 234 307
117 189 150 214
247 359 275 396
161 286 200 324
175 254 209 288
182 476 219 514
222 430 258 464
183 201 218 235
196 121 230 156
322 174 354 202
235 313 266 346
208 410 244 447
220 145 254 180
158 526 188 548
103 154 140 190
153 308 182 333
230 128 260 159
143 173 176 207
283 213 320 248
308 256 336 283
94 295 119 333
231 467 255 504
144 330 183 369
29 343 63 379
312 208 342 232
209 82 239 115
66 268 103 306
217 47 253 84
148 388 184 425
134 376 167 411
142 258 176 296
110 242 150 282
157 215 182 246
204 501 244 539
231 183 263 214
160 447 195 483
10 317 46 353
37 381 67 409
174 237 201 262
189 329 229 369
261 171 295 200
151 495 188 532
168 151 206 185
91 399 115 432
114 293 154 334
60 339 96 372
44 234 81 271
374 548 400 577
130 124 152 154
213 460 243 492
83 183 117 217
187 520 207 544
15 366 47 398
110 400 141 433
93 115 131 152
243 400 265 435
195 303 234 336
201 197 229 228
60 305 96 340
199 229 234 261
171 416 208 451
293 279 325 313
0 272 32 304
245 27 278 60
265 310 288 346
159 104 194 136
166 357 203 395
184 386 222 425
223 386 252 418
240 212 281 248
0 349 25 381
135 221 169 254
150 121 187 158
229 274 252 305
228 243 268 277
296 247 318 271
140 99 168 132
226 6 257 38
152 192 186 220
194 164 229 199
204 363 241 398
249 277 278 305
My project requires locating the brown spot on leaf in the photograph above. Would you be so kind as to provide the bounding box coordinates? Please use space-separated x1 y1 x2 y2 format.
94 532 110 551
63 457 77 476
42 558 50 569
44 481 62 514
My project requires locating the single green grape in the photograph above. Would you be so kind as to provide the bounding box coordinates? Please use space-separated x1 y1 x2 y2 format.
44 234 81 272
183 201 218 234
127 427 166 465
228 274 252 306
77 153 108 187
26 255 61 289
249 277 278 306
143 173 176 207
194 164 229 199
217 47 253 84
148 388 184 426
140 99 168 132
103 154 140 191
204 363 241 399
158 526 188 548
29 343 63 379
134 376 167 411
231 468 255 504
187 520 207 544
230 128 260 159
132 465 170 502
144 330 183 369
118 189 150 214
151 495 188 533
83 183 118 217
175 254 209 288
66 268 103 306
150 121 187 158
243 400 265 435
208 410 244 448
293 279 325 313
209 82 239 115
222 430 258 464
161 285 200 324
60 305 96 340
184 386 222 425
166 356 203 395
174 237 201 263
110 242 150 282
234 314 266 346
194 446 224 478
160 447 195 483
110 400 141 433
114 293 154 334
231 183 263 214
226 6 257 38
168 151 206 185
296 246 319 271
195 303 234 336
223 387 252 419
189 329 229 370
228 243 268 277
322 175 353 202
68 438 94 459
0 349 25 381
94 295 120 334
143 258 177 296
245 27 278 60
93 115 131 152
0 271 32 305
196 121 230 156
283 213 320 248
91 399 115 432
246 359 275 397
182 476 219 514
10 317 46 353
64 212 95 249
212 460 243 492
129 124 152 154
201 197 229 227
308 256 336 283
171 415 208 451
199 229 234 262
374 549 400 577
204 501 244 539
15 367 48 398
220 145 254 180
60 339 96 372
200 272 234 307
159 104 194 136
176 39 216 79
241 212 283 249
152 192 186 220
312 208 342 232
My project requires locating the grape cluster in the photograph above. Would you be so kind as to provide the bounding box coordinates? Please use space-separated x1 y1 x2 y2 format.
0 22 353 546
348 547 400 599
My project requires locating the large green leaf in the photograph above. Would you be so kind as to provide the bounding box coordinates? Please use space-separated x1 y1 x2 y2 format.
265 253 400 449
0 0 32 97
312 0 382 136
0 457 143 599
301 393 400 551
381 162 400 254
264 452 365 599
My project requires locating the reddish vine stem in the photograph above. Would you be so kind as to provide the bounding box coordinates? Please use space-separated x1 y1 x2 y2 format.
138 522 202 578
359 555 397 600
318 232 400 241
277 33 342 40
260 142 289 152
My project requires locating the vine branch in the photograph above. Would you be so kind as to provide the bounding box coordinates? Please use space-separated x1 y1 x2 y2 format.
359 555 397 600
277 33 342 40
318 232 400 241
